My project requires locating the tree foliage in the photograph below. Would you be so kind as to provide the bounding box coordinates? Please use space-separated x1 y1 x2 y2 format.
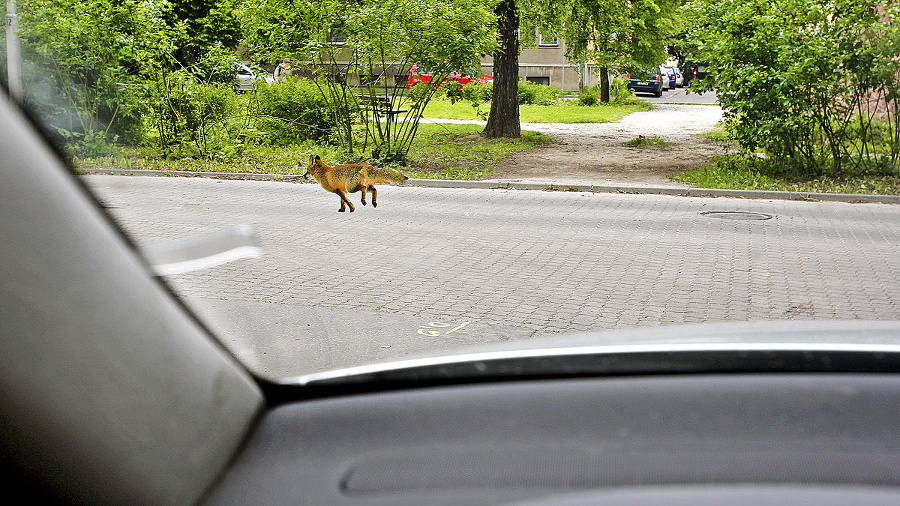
563 0 680 103
167 0 241 68
564 0 678 71
16 0 176 145
239 0 497 162
687 0 900 174
15 0 243 154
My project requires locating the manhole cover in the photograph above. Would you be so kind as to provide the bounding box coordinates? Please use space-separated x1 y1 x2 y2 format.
700 211 773 221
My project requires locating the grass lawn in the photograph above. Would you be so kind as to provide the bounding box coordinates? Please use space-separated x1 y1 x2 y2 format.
74 92 648 180
404 124 551 179
674 125 900 195
422 98 651 123
75 123 551 180
675 155 900 195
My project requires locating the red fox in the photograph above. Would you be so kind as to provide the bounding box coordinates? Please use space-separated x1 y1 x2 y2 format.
300 155 408 212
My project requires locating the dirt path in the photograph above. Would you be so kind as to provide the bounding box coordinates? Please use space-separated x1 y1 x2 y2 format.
487 104 726 188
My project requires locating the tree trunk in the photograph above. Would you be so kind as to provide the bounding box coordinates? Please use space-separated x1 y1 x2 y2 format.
483 0 520 138
600 66 610 104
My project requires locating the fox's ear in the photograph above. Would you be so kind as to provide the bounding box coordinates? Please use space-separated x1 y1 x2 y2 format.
314 155 321 161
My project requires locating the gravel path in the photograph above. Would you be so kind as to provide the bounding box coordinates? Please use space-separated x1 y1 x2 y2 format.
484 104 727 188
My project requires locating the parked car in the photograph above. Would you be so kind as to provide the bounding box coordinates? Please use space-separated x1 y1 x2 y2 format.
406 71 493 89
234 63 273 92
683 61 710 87
673 67 685 87
694 62 709 81
660 65 677 90
626 68 665 97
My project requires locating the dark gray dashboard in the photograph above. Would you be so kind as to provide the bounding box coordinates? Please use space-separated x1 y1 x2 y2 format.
205 373 900 505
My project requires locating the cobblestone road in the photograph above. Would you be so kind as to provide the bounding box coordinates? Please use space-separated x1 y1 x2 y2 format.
85 175 900 377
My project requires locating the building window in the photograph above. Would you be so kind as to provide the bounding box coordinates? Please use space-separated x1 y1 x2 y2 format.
328 24 346 45
525 76 550 86
538 34 559 47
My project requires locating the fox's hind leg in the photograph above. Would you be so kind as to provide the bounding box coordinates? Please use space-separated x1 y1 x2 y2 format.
334 189 355 212
369 185 377 208
359 186 368 206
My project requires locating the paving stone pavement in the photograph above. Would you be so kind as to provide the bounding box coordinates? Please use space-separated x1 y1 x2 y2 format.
85 175 900 377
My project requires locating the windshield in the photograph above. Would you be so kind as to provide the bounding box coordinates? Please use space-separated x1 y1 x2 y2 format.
4 0 900 381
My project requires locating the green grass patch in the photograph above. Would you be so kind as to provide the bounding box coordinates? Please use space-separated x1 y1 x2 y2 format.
421 98 651 123
675 155 900 195
697 126 733 143
74 141 343 175
403 123 551 180
75 123 551 181
626 135 670 146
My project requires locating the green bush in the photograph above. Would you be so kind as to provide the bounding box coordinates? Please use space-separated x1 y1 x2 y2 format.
579 79 633 106
254 79 334 144
578 91 599 106
608 78 633 104
456 80 560 106
407 82 433 102
460 82 493 103
518 80 559 105
687 0 900 175
148 71 237 158
193 43 240 85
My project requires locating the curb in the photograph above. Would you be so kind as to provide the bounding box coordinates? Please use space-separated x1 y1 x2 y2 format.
77 168 900 205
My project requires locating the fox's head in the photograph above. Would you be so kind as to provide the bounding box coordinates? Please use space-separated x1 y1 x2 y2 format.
299 155 323 180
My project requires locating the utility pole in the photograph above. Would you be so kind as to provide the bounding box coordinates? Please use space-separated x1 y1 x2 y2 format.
6 0 22 102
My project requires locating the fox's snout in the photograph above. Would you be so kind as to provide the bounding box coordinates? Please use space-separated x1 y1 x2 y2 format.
298 160 311 180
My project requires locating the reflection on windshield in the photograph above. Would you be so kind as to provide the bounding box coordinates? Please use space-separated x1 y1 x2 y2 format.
6 0 900 380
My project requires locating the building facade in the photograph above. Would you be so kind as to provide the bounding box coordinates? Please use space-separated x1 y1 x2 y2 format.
480 33 598 92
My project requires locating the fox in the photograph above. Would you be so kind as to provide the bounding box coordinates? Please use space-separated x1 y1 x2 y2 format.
300 155 408 212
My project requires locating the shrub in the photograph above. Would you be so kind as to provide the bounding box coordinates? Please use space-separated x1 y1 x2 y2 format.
253 79 334 144
608 78 633 104
518 80 559 105
148 71 237 158
579 79 633 106
688 0 900 175
578 91 599 106
460 82 493 103
407 82 433 102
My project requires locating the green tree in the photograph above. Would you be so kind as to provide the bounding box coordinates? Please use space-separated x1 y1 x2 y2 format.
16 0 176 147
563 0 680 103
482 0 561 138
483 0 677 136
239 0 497 162
687 0 900 174
167 0 241 68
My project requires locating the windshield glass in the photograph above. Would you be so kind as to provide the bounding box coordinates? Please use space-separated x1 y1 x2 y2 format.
4 0 900 381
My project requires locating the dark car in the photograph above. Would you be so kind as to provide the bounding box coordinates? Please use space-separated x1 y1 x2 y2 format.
684 61 710 87
626 68 665 97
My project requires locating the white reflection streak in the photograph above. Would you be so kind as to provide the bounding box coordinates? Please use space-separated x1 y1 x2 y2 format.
140 225 261 276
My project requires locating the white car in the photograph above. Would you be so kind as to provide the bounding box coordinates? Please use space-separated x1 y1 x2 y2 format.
234 63 273 92
673 67 685 87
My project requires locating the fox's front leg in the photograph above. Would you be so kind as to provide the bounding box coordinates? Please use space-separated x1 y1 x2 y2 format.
334 189 355 212
360 186 368 206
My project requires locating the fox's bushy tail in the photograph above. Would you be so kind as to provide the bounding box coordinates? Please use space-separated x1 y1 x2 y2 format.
368 167 408 185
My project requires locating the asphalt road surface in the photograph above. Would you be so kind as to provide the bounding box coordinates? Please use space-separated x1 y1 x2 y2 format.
635 85 719 105
85 175 900 378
